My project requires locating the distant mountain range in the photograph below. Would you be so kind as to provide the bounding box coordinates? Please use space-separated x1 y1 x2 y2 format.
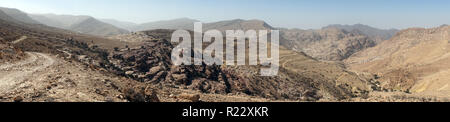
0 7 127 36
68 17 129 36
203 19 274 31
323 24 398 44
112 18 274 32
0 8 17 23
0 7 374 102
30 14 128 36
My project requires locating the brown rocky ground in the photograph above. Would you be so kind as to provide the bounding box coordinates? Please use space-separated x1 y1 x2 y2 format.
3 14 450 102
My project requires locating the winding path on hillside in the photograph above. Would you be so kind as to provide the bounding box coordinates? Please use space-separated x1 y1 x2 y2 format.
0 52 55 93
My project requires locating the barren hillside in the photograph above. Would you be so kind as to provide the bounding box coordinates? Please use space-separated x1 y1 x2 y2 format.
345 25 450 97
204 19 274 32
69 17 129 36
323 24 398 44
30 14 128 36
0 11 279 102
0 7 40 24
280 27 376 61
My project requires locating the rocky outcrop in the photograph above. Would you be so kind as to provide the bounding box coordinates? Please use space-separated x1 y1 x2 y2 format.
107 36 325 101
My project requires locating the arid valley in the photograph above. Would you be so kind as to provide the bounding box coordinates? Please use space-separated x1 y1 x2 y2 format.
1 3 450 102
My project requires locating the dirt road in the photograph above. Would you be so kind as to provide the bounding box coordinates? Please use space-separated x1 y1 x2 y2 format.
12 36 27 44
0 52 54 93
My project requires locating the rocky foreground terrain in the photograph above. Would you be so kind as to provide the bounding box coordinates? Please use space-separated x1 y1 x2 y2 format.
103 29 448 102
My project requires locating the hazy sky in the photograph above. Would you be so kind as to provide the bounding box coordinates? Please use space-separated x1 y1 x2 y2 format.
0 0 449 29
